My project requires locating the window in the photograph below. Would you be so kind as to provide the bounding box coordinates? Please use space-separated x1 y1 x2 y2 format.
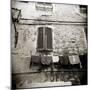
79 5 87 14
37 27 53 51
35 2 53 11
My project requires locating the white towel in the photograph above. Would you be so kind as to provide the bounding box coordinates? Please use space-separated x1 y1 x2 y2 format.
52 56 59 63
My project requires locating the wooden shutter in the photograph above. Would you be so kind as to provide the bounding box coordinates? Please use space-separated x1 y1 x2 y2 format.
45 27 52 49
37 27 43 49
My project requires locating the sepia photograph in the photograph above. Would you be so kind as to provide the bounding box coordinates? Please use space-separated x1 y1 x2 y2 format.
11 0 88 89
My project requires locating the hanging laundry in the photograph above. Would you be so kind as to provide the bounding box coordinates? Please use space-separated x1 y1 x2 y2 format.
59 56 69 65
30 55 41 64
41 55 52 65
63 56 70 65
52 56 59 63
79 54 87 69
69 55 80 65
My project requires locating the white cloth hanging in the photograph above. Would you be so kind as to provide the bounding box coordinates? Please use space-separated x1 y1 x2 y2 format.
69 55 80 64
52 56 59 63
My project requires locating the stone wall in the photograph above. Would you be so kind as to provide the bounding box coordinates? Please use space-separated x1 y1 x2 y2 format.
12 24 87 56
11 1 87 73
12 1 86 22
11 24 87 73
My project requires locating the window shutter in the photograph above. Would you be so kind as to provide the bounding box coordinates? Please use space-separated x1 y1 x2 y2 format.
37 27 53 51
45 27 52 49
37 27 43 49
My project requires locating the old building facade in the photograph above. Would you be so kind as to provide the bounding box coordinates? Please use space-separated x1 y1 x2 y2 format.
12 1 87 73
11 0 87 88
